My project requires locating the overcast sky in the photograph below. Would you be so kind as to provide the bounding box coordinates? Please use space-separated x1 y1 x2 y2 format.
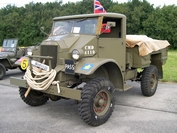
0 0 177 8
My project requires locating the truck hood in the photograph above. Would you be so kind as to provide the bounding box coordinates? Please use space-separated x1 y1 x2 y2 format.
47 34 79 40
44 34 96 51
45 34 80 48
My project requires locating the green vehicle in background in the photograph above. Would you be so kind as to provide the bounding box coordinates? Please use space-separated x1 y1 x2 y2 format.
10 13 170 126
0 38 26 80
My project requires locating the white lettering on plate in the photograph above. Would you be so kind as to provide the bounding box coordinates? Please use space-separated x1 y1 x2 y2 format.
84 46 95 55
85 46 94 50
84 50 95 55
65 64 74 70
31 60 49 71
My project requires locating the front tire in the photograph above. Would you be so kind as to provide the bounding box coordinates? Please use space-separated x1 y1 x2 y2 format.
19 87 49 106
0 63 6 80
141 65 158 96
79 77 116 126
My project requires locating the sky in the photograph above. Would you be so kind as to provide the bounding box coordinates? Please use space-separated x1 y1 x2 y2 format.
0 0 177 8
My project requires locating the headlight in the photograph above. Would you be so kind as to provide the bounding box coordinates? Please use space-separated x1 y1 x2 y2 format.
72 49 84 60
27 47 33 55
27 51 32 55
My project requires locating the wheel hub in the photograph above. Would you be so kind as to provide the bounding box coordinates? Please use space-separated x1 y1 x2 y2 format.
93 90 110 116
98 99 105 106
150 73 156 89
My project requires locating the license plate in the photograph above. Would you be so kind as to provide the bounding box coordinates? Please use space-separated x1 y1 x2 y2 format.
65 59 74 74
31 60 49 71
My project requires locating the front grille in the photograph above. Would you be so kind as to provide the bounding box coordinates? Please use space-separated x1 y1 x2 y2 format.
40 45 57 69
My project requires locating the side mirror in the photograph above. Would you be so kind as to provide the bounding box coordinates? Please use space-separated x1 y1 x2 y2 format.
107 21 116 27
40 26 49 36
40 26 45 31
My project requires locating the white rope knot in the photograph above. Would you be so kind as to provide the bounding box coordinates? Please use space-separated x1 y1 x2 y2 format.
52 81 60 93
24 66 58 91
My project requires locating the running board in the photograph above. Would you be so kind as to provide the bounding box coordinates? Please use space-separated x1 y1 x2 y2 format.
124 84 132 91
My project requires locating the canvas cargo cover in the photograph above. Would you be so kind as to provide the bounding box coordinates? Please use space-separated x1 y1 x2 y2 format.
126 35 170 56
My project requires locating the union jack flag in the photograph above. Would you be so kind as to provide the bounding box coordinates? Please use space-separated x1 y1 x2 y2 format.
94 0 106 14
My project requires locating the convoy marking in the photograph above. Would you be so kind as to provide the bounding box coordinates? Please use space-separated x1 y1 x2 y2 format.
82 64 94 70
20 58 28 70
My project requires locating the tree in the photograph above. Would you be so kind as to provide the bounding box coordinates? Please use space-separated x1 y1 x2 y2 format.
0 0 176 49
143 5 177 48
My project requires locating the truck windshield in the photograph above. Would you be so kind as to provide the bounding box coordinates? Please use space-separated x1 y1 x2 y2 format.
52 18 98 35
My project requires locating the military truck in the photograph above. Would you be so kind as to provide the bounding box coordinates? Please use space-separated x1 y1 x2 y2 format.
10 13 170 126
0 38 26 80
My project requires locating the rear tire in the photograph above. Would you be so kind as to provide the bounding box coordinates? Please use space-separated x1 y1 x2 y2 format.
0 63 6 80
141 65 158 96
79 77 116 126
19 87 49 106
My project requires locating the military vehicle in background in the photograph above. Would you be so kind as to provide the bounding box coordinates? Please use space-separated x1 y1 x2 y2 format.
14 43 41 66
10 13 170 126
0 38 26 80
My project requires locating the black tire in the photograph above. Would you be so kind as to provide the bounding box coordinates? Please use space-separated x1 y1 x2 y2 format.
0 63 6 80
79 77 116 126
141 65 158 96
19 87 49 106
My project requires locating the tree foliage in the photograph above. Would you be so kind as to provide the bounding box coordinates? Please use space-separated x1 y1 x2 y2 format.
142 5 177 48
0 0 176 48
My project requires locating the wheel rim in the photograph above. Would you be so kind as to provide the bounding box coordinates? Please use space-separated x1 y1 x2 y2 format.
150 73 157 89
93 90 110 116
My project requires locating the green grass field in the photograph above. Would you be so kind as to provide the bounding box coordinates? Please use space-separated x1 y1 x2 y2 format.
161 50 177 83
0 47 176 82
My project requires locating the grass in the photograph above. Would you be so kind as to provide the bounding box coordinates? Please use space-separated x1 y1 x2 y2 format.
0 47 176 82
161 50 177 83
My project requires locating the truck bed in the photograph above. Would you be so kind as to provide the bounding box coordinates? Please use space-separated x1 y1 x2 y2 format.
125 35 170 68
126 35 170 56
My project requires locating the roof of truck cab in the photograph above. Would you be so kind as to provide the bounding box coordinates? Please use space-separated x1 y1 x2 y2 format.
53 12 126 21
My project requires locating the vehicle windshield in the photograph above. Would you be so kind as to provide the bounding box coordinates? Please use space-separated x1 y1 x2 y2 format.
52 18 98 35
2 39 17 48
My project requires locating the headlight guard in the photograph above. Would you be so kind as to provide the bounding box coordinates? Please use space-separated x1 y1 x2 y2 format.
72 49 84 60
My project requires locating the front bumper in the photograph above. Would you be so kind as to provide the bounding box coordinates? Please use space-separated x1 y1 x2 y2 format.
10 77 81 100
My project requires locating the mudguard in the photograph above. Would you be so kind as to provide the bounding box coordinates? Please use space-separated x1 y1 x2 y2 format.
15 56 29 70
72 57 124 90
15 56 29 65
73 58 120 75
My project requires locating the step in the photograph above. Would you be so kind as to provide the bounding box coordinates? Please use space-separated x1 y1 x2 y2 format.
124 84 132 91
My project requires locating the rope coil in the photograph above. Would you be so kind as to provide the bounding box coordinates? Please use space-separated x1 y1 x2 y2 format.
24 66 60 92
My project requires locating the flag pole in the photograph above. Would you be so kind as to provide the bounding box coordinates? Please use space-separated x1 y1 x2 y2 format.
93 0 95 13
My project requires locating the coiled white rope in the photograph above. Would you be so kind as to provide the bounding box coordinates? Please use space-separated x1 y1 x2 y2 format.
24 66 60 92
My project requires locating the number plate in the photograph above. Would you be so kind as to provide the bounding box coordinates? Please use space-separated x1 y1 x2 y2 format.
31 60 49 71
65 59 74 74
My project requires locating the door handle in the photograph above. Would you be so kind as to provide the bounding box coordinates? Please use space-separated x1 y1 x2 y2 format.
99 45 104 48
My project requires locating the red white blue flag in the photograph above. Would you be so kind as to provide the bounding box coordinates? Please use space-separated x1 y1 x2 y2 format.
94 0 106 13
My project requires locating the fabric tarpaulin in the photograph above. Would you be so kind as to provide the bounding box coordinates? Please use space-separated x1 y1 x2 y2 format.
126 35 170 56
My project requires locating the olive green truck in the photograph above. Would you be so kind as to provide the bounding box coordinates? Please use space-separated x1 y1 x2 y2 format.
10 13 170 126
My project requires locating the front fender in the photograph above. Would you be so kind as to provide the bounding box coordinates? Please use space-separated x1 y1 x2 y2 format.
74 58 119 75
74 57 124 91
15 56 29 65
